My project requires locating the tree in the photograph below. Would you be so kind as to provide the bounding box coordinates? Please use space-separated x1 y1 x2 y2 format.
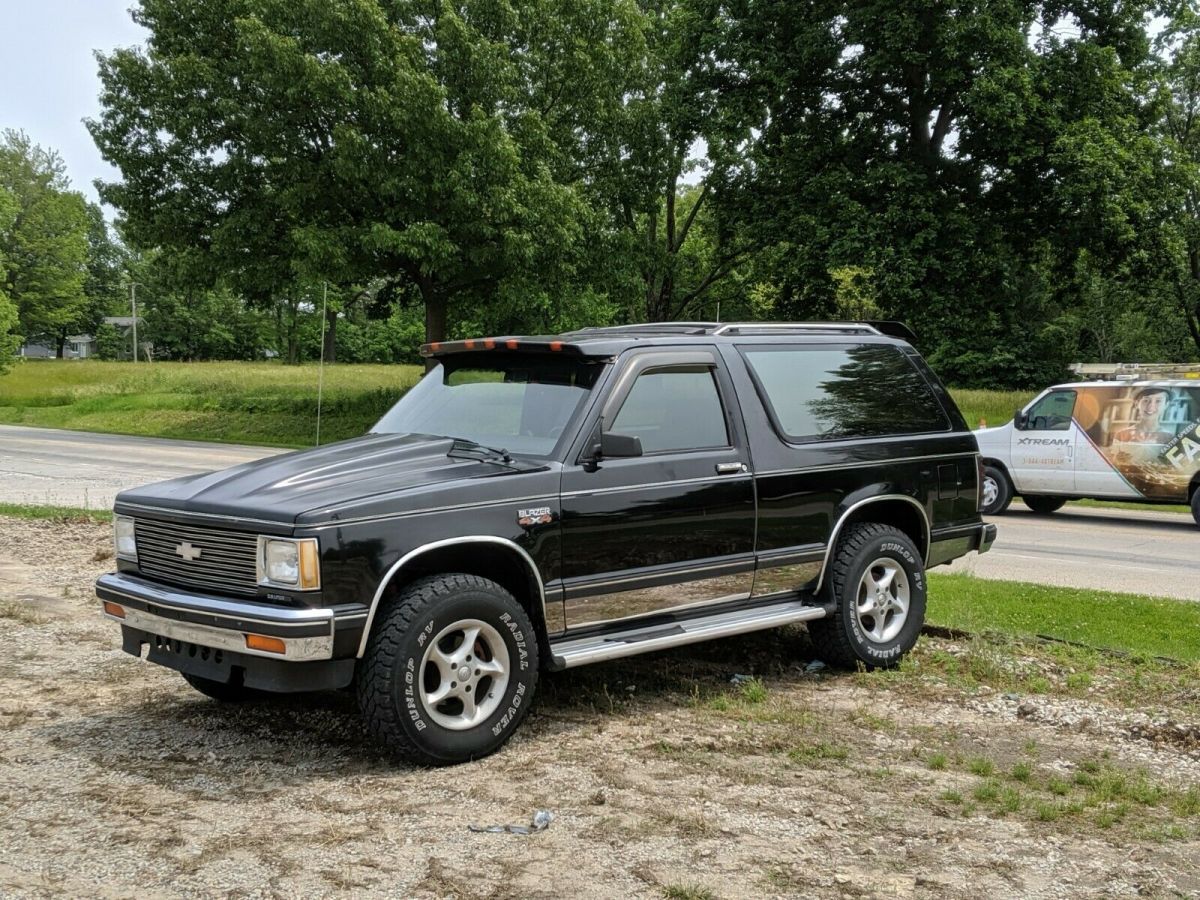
1156 2 1200 356
725 0 1163 386
89 0 643 353
0 131 90 356
0 186 19 369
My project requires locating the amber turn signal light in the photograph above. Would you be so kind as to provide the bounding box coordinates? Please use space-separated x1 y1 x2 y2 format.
102 601 126 619
245 633 286 654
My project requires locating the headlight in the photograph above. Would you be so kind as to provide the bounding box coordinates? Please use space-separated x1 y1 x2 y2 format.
114 516 137 561
258 537 320 590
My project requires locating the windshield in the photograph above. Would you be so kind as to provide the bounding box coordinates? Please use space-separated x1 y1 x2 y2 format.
372 353 604 457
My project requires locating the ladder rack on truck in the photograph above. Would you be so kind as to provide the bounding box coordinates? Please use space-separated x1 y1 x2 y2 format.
1069 362 1200 381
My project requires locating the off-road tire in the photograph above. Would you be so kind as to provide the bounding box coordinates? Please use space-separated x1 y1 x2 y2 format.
807 523 927 670
981 465 1013 515
357 573 538 766
182 671 265 702
1022 495 1066 515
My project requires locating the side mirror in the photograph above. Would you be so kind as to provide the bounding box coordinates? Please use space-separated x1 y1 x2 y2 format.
599 431 643 459
1013 409 1028 430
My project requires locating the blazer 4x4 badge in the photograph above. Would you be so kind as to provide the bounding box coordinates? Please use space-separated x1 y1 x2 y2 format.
517 506 554 527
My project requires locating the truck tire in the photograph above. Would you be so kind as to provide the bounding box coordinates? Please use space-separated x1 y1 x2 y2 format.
1022 495 1066 514
981 465 1013 515
182 672 265 702
357 573 538 766
808 523 927 670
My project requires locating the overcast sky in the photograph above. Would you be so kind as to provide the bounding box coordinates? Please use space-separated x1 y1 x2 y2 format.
0 0 147 207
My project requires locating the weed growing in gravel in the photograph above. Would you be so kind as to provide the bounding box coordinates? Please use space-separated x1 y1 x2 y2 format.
661 885 715 900
0 599 51 626
926 752 948 771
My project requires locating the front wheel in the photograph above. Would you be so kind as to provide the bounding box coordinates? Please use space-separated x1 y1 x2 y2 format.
807 523 927 670
1022 495 1066 514
981 465 1013 515
357 574 539 766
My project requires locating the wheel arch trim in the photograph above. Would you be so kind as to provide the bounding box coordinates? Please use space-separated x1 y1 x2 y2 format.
812 494 931 595
355 536 548 658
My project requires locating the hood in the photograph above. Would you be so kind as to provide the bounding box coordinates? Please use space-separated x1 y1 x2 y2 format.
114 433 546 526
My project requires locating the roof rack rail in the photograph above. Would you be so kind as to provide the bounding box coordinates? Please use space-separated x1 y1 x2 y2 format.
710 322 882 336
1069 362 1200 381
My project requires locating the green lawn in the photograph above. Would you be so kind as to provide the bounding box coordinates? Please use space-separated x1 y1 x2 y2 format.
0 360 422 447
951 388 1034 431
927 573 1200 662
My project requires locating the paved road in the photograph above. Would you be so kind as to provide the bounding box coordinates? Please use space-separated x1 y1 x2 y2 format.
2 425 1197 600
946 502 1199 601
0 424 282 510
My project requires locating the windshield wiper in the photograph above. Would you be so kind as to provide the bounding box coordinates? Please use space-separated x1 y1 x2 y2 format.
445 437 514 465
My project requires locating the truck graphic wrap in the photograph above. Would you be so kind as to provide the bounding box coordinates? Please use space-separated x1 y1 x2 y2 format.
1074 385 1200 499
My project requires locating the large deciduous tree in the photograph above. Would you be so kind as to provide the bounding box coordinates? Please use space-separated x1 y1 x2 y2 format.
0 131 90 356
89 0 643 351
725 0 1162 386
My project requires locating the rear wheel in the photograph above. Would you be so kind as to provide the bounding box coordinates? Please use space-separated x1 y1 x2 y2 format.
357 574 538 766
981 465 1013 515
1191 487 1200 528
807 523 927 669
1022 495 1066 514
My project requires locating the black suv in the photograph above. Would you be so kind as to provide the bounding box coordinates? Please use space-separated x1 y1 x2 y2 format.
97 322 995 764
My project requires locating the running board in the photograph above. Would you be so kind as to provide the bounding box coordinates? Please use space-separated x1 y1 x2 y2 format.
549 600 829 669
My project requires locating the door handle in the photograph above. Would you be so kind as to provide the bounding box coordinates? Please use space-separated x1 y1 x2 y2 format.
715 462 748 475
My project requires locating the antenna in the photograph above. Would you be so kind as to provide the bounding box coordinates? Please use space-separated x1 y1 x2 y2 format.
316 281 328 446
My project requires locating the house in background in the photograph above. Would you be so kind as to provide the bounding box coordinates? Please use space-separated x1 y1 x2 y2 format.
64 335 97 358
16 317 142 360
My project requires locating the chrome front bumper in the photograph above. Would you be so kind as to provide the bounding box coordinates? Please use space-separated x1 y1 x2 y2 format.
96 571 366 662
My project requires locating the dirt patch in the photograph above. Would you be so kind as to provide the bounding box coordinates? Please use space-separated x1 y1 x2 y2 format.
0 515 1197 899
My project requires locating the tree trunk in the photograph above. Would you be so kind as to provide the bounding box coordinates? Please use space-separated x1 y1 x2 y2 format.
56 331 66 358
286 296 299 365
421 277 446 372
322 304 337 364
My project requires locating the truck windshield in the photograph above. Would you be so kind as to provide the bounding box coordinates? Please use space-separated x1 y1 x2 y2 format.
372 353 604 457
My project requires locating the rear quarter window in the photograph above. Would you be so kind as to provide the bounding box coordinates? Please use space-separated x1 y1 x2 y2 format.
739 344 951 442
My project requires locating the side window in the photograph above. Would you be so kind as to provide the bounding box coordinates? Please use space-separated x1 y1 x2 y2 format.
739 344 950 442
609 366 730 453
1025 390 1076 431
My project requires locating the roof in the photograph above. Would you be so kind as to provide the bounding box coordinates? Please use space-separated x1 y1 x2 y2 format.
1054 380 1200 390
420 321 915 358
65 334 94 343
103 316 143 327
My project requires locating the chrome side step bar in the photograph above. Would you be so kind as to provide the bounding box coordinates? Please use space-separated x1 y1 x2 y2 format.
549 599 829 669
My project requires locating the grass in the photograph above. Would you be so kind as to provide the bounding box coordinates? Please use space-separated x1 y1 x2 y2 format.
927 573 1200 662
951 388 1035 431
0 502 112 523
0 359 422 447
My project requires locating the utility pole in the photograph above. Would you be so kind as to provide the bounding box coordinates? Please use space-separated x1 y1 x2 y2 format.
129 282 141 363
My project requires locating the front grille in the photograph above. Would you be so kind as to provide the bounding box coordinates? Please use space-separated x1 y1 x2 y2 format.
135 519 259 596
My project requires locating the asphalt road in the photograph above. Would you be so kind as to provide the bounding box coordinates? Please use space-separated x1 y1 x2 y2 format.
0 424 282 510
1 424 1196 600
945 501 1199 601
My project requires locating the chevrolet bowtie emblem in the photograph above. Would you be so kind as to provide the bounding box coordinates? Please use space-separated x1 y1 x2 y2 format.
175 542 202 561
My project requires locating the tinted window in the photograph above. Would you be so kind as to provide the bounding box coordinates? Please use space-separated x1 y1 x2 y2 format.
372 354 602 456
610 367 729 453
740 345 950 441
1024 390 1076 431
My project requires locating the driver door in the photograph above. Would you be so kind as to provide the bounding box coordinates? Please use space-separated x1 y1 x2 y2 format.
1011 389 1077 493
557 349 756 630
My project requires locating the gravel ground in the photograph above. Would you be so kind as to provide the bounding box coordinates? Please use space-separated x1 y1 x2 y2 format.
0 516 1197 899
